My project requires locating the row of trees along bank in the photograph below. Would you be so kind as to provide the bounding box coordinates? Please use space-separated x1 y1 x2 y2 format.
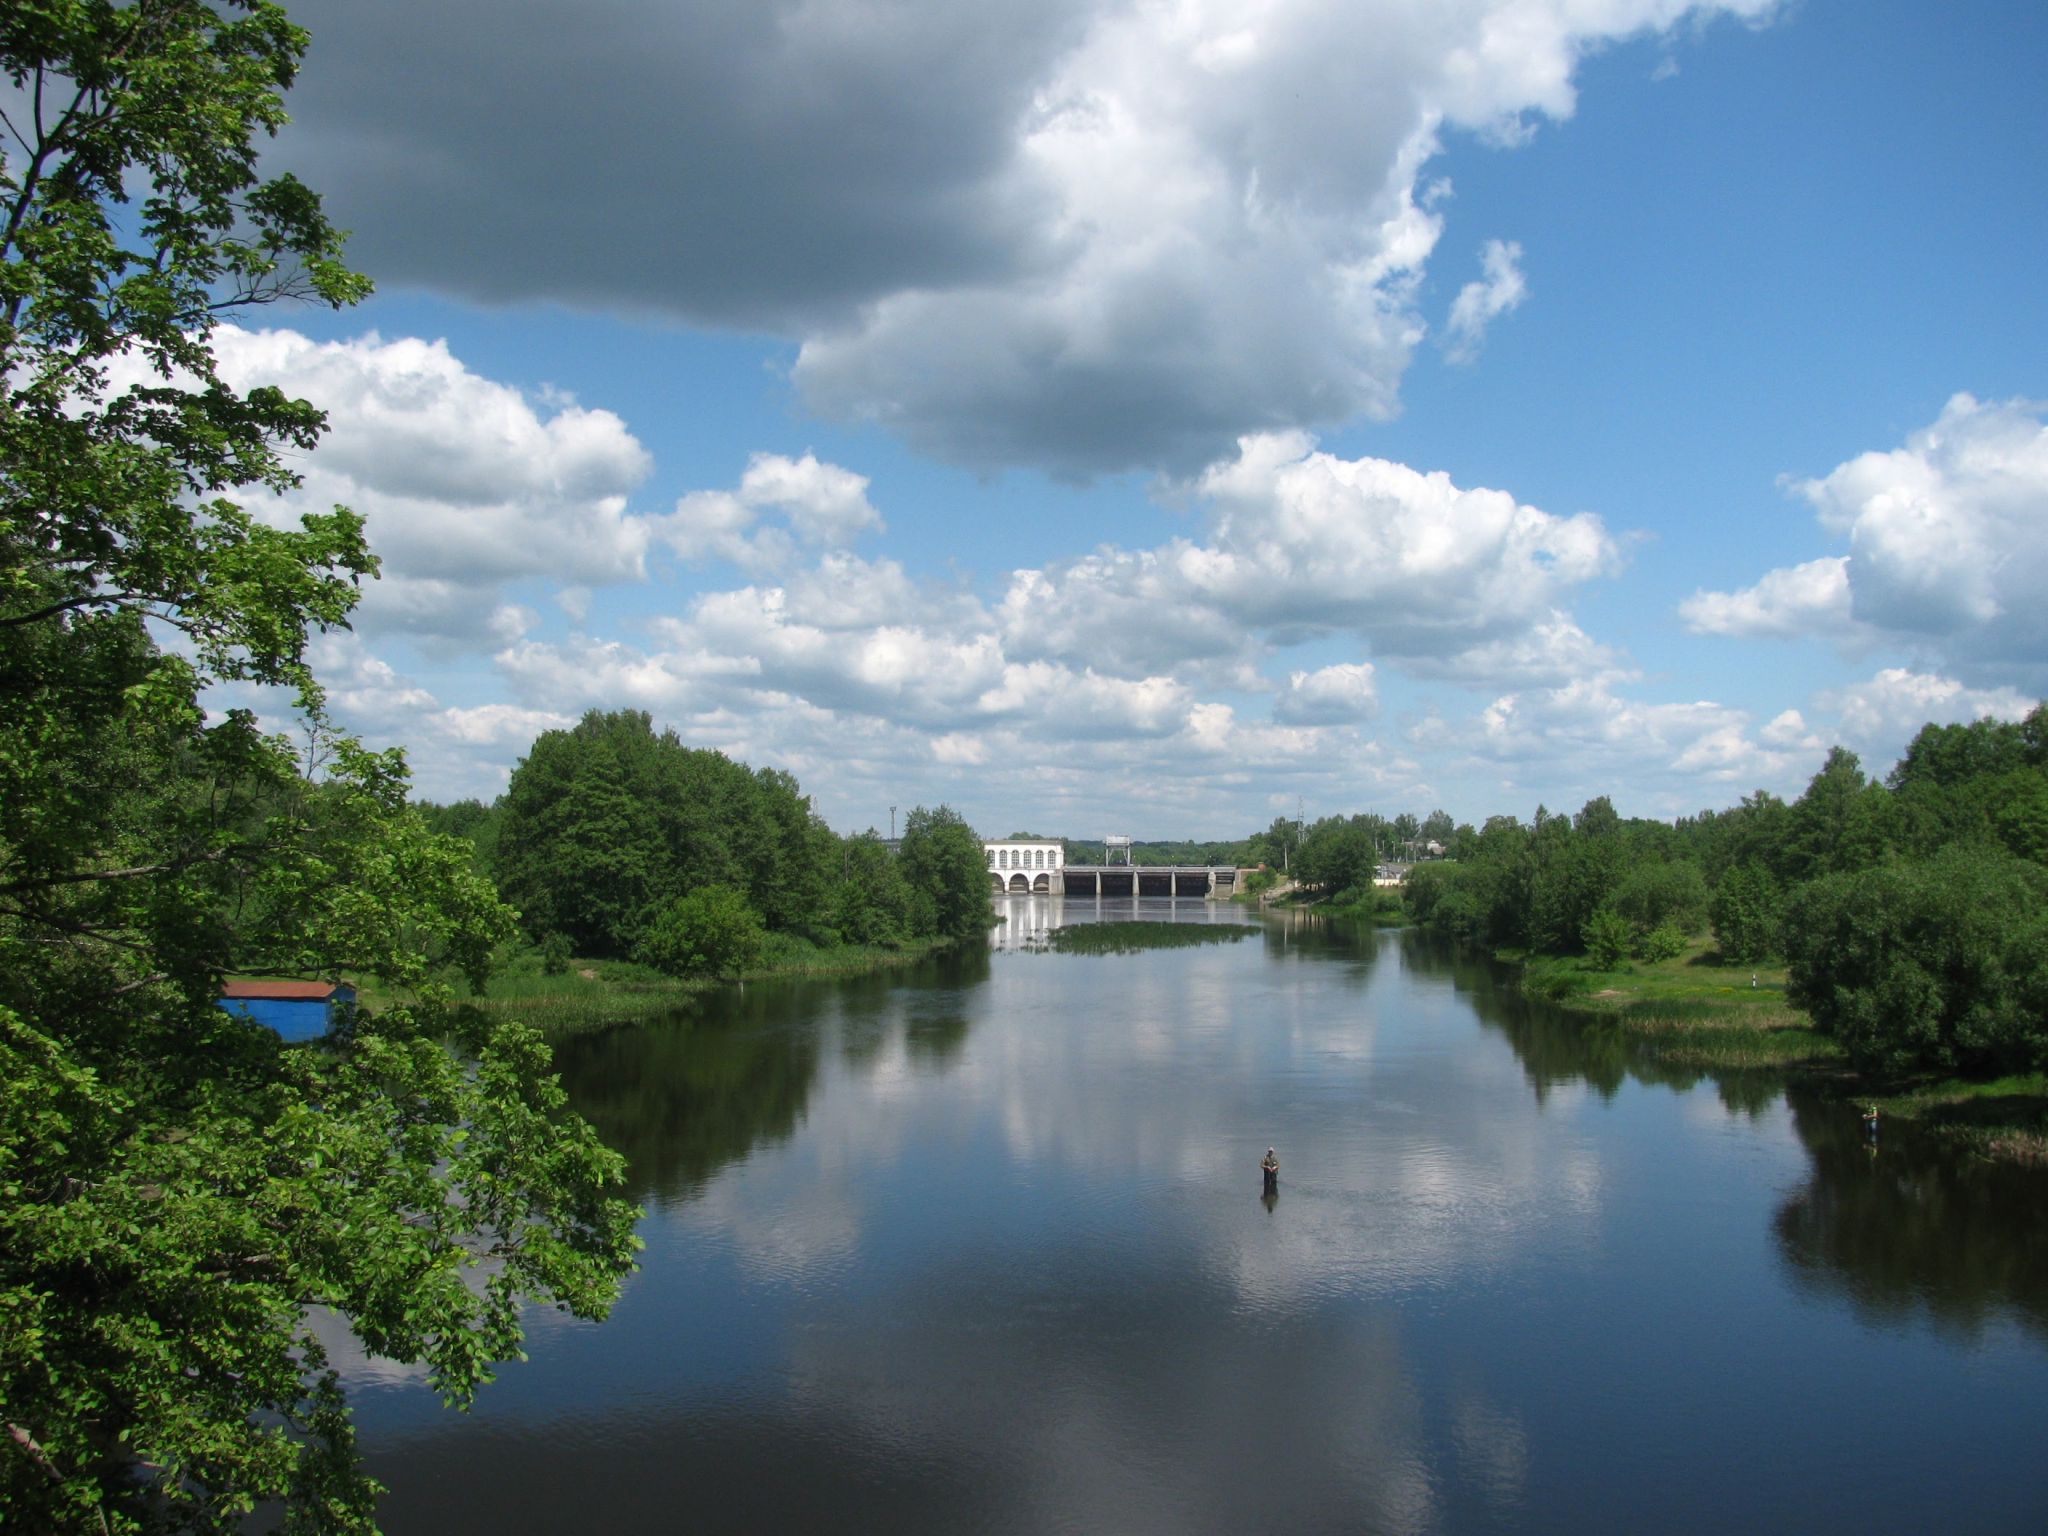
420 710 992 976
1397 709 2048 1080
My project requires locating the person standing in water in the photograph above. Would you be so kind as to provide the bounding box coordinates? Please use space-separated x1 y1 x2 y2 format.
1261 1147 1279 1191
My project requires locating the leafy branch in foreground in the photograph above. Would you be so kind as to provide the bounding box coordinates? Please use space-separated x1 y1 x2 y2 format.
0 4 638 1530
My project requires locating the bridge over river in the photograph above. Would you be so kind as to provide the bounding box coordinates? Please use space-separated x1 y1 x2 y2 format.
984 838 1237 898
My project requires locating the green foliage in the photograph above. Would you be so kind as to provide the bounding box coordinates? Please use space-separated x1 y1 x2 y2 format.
1710 862 1782 963
1780 747 1897 884
1293 814 1381 896
493 710 836 958
1783 846 2048 1077
0 7 637 1527
540 931 573 976
897 804 993 942
1612 860 1708 937
1582 906 1633 969
1636 921 1689 963
638 886 767 980
830 831 912 946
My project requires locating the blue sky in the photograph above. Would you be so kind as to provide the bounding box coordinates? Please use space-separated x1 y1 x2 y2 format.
228 0 2046 837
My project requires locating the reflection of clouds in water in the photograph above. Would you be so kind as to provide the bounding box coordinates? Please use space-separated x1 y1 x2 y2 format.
680 932 1604 1325
779 1289 1441 1536
1453 1391 1531 1513
688 1184 864 1289
306 1305 431 1392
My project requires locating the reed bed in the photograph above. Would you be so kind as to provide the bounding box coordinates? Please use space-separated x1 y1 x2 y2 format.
1039 921 1259 955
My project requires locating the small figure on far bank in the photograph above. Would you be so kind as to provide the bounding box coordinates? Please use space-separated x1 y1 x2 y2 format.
1261 1147 1280 1194
1863 1104 1882 1141
1751 972 1758 989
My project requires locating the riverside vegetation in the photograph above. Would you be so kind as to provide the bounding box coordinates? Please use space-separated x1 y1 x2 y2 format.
415 709 993 1006
0 7 640 1531
1383 715 2048 1163
0 8 990 1531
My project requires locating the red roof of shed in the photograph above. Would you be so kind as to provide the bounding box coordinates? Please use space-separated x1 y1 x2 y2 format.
221 980 347 1000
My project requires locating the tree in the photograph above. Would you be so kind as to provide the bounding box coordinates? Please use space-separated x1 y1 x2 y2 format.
1709 862 1782 963
494 710 839 958
1783 847 2048 1076
1612 860 1708 938
639 885 767 980
0 6 637 1529
830 831 911 946
1781 747 1896 884
897 805 992 942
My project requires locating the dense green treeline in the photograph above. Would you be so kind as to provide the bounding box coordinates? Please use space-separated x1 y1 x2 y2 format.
420 711 990 976
1399 710 2048 1080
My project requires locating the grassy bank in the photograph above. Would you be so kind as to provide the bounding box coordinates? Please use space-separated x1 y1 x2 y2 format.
362 936 950 1037
1317 887 1409 926
1514 946 1844 1071
1504 942 2048 1163
1861 1074 2048 1167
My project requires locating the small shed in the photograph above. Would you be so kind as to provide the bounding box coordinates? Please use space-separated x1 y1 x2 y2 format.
219 980 356 1043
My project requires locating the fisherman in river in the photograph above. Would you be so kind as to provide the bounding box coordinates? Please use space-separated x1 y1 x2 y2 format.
1863 1104 1882 1141
1261 1147 1279 1192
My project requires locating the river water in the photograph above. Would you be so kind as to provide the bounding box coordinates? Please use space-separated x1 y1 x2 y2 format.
351 898 2048 1533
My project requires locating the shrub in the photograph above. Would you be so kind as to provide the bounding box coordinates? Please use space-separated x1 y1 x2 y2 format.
1582 906 1633 970
638 885 767 980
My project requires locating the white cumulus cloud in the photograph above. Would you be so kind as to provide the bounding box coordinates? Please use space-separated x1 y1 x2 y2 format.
1680 556 1852 639
1824 667 2035 757
1685 394 2048 686
211 327 654 647
1444 238 1528 362
1274 663 1380 724
663 453 884 572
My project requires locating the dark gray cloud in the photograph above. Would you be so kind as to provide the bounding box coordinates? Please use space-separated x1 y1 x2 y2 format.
277 0 1083 328
271 1 1775 474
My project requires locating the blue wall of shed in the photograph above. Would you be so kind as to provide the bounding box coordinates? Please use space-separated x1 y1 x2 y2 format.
219 987 353 1043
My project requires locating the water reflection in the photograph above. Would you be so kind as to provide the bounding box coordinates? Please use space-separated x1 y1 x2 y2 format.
1774 1087 2048 1341
1400 928 1786 1116
1398 928 2048 1344
989 892 1257 951
350 907 2048 1536
553 949 990 1204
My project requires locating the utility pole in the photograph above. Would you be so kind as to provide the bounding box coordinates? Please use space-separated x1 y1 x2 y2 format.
889 805 896 841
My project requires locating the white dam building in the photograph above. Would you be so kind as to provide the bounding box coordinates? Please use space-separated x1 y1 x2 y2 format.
984 839 1235 898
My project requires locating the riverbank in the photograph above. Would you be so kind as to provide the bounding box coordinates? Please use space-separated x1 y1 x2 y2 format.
1242 883 1407 925
365 937 952 1037
1501 943 2048 1164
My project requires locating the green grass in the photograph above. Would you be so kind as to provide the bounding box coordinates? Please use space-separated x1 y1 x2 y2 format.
1865 1073 2048 1166
357 937 949 1037
1504 941 2048 1159
1514 942 1840 1072
1039 921 1259 955
1317 887 1409 926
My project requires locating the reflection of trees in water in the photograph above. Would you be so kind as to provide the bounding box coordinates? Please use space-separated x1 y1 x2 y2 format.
552 948 991 1204
1261 910 1384 987
553 990 823 1206
1773 1088 2048 1342
1395 929 1783 1116
1392 933 2048 1342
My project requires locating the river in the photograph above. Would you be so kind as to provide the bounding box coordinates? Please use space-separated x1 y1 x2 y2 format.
348 897 2048 1533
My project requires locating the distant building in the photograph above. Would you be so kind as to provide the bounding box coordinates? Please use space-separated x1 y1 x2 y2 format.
219 980 355 1043
985 838 1064 873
